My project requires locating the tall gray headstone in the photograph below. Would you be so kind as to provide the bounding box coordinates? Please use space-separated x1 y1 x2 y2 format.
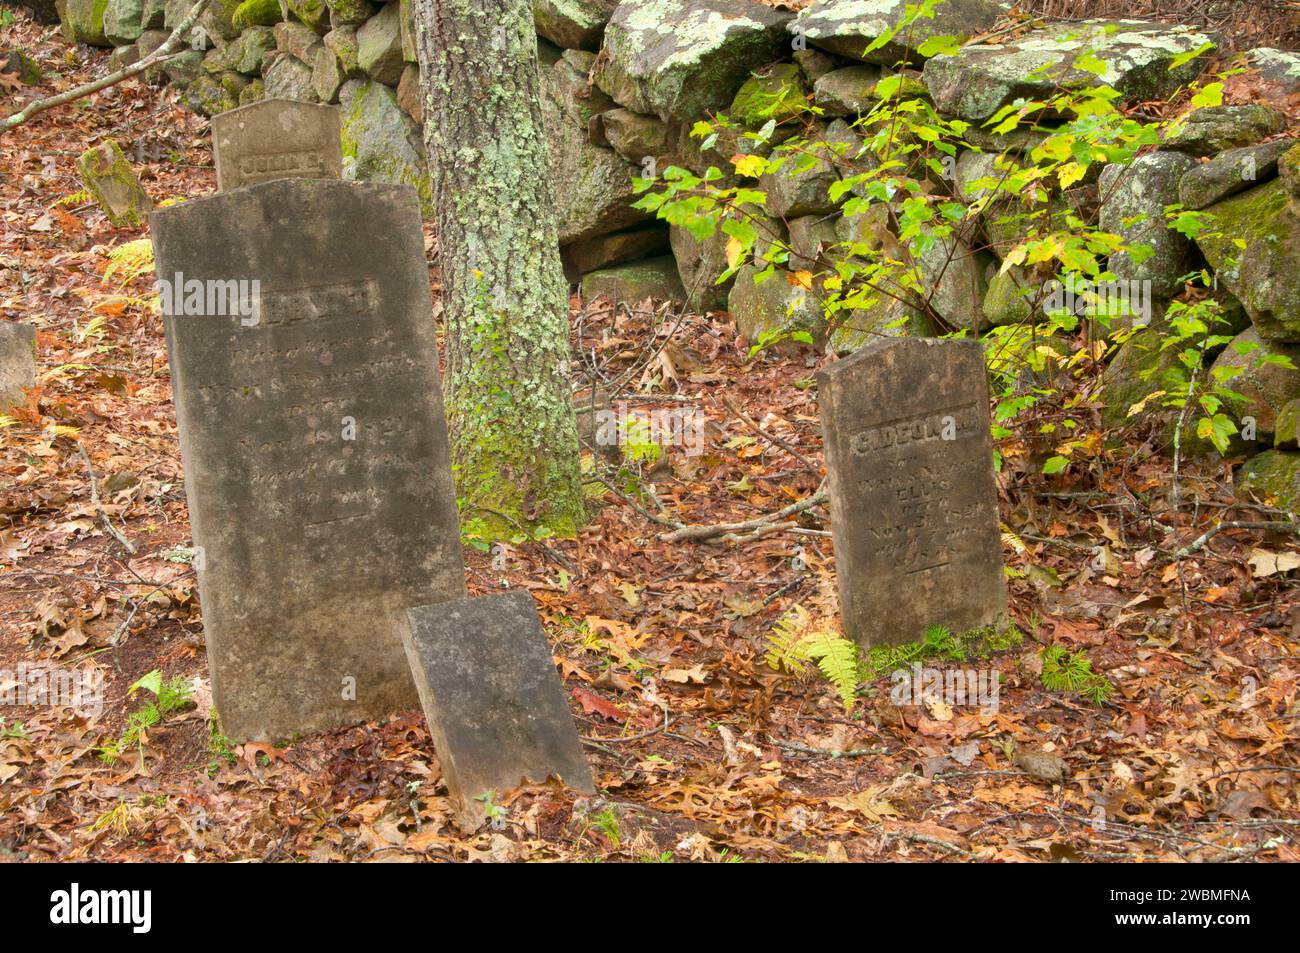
150 178 465 742
403 590 595 829
0 322 36 411
817 337 1007 648
211 99 343 192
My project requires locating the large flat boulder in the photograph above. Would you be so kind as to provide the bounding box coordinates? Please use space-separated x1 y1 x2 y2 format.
923 20 1218 121
595 0 792 124
790 0 1002 65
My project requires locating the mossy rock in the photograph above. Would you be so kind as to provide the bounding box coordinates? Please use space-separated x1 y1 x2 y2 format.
793 0 1001 66
77 140 152 227
339 78 431 215
215 25 275 74
729 260 826 349
983 267 1036 327
1207 327 1300 436
263 50 318 101
312 45 346 103
1100 324 1184 428
669 223 732 312
1177 138 1297 210
1099 151 1196 299
1281 143 1300 211
231 0 282 29
533 0 618 51
103 0 144 45
581 256 685 305
598 108 671 164
1274 399 1300 450
812 65 880 116
286 0 327 32
56 0 111 46
730 63 807 128
1162 105 1288 157
1197 180 1300 342
1237 450 1300 512
238 78 265 105
183 72 240 116
356 0 402 85
324 0 374 26
274 20 324 63
324 25 361 75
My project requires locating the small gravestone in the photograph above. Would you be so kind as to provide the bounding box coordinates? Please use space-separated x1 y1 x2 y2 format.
0 322 37 411
150 178 464 741
77 140 152 228
211 99 343 192
818 338 1007 648
402 590 595 828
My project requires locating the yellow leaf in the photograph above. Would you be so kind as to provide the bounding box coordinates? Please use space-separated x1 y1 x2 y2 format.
725 236 743 268
731 153 766 178
787 270 813 290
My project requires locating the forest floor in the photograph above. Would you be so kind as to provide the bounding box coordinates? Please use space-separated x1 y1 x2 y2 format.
1 15 1298 863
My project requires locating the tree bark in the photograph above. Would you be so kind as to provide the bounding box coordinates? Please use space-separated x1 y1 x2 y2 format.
412 0 585 539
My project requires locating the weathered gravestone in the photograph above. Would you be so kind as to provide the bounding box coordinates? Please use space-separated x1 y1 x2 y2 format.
0 322 37 411
150 178 465 741
403 590 595 828
817 338 1007 648
211 99 343 192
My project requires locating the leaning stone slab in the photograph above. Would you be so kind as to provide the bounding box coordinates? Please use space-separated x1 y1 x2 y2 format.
595 0 792 124
791 0 1002 65
150 178 466 741
402 590 595 829
212 99 342 191
77 140 152 228
0 322 37 411
923 20 1218 122
817 338 1008 648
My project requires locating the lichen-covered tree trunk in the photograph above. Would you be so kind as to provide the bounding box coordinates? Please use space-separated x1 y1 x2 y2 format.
413 0 585 539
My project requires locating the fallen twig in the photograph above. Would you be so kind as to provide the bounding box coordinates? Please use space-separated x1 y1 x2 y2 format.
659 485 828 544
77 444 136 555
0 0 212 134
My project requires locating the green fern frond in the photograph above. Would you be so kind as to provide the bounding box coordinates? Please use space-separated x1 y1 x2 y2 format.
52 189 91 208
102 238 155 288
802 631 861 711
765 604 814 674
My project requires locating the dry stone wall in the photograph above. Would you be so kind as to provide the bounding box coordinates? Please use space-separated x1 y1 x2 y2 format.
65 0 1300 498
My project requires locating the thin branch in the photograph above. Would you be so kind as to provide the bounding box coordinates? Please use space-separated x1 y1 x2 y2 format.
658 485 828 544
1170 520 1300 560
0 0 213 134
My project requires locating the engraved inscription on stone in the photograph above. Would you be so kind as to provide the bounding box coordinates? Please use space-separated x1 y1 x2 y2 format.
818 338 1007 648
212 99 343 192
150 178 464 742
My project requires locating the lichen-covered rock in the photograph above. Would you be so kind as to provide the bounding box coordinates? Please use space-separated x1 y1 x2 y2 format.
1237 450 1300 512
263 50 318 101
396 62 421 122
812 65 880 116
239 77 265 104
184 72 240 116
541 53 648 244
1275 399 1300 450
1099 151 1195 299
915 231 992 332
1281 143 1300 212
534 0 618 51
550 49 617 129
56 0 111 46
729 63 806 128
313 45 346 102
787 214 839 271
215 25 275 74
759 120 844 218
791 0 1001 65
356 0 402 85
325 0 374 27
599 108 672 164
595 0 792 124
339 78 430 214
670 223 733 311
561 224 671 280
1161 105 1287 157
275 20 324 63
108 44 140 71
160 46 202 82
729 261 825 346
581 256 686 304
2 50 46 85
826 294 931 354
1100 323 1183 427
1197 179 1300 341
1206 328 1300 435
103 0 144 44
77 140 152 227
1178 139 1296 210
964 123 1051 155
286 0 328 32
982 266 1038 326
923 20 1218 121
324 25 361 74
1241 48 1300 98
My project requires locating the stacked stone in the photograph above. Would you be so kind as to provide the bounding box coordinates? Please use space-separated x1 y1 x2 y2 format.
65 1 1300 495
